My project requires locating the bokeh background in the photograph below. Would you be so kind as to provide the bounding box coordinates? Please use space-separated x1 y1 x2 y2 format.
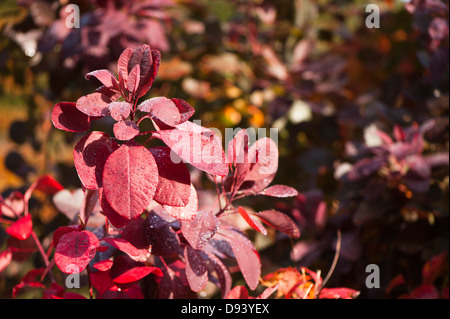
1 0 448 299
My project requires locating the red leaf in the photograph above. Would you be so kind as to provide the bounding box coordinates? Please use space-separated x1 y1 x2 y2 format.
85 69 119 89
207 252 232 298
73 131 119 190
162 184 198 221
319 287 360 299
1 191 24 218
113 120 140 141
149 147 191 207
229 230 261 290
127 45 160 98
227 129 251 178
237 206 267 235
102 142 159 220
259 185 298 198
184 246 208 292
102 237 140 260
138 97 181 128
127 64 141 94
422 252 448 285
80 189 99 227
76 92 111 117
99 187 129 228
226 286 249 299
171 98 195 124
0 248 12 273
113 266 163 284
108 102 132 121
257 285 279 299
52 225 81 247
158 121 229 176
6 215 32 240
255 210 300 239
245 137 278 181
93 259 113 271
117 47 133 84
52 102 90 133
54 230 99 274
90 269 115 297
181 210 219 249
27 175 64 197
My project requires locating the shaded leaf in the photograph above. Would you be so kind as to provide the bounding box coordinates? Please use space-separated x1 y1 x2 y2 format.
184 246 208 292
255 210 300 238
52 102 90 133
181 210 220 250
149 146 191 207
73 131 119 190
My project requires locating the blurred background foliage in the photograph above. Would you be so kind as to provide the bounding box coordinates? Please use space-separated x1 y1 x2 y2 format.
1 0 448 299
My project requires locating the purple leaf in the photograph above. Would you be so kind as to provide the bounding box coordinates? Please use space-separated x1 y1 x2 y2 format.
184 246 208 292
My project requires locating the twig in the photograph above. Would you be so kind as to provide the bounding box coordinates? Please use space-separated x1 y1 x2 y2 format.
317 229 342 298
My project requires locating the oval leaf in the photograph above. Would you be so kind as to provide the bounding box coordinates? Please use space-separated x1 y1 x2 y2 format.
162 184 198 221
255 210 300 239
149 147 191 207
181 211 219 250
113 120 140 141
76 92 111 117
108 102 132 121
52 102 90 133
102 142 159 220
184 246 208 292
259 185 298 198
73 132 119 190
228 230 261 290
138 97 181 128
158 121 229 176
54 230 99 274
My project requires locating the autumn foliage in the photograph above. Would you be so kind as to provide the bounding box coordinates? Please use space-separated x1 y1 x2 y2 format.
1 0 448 300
